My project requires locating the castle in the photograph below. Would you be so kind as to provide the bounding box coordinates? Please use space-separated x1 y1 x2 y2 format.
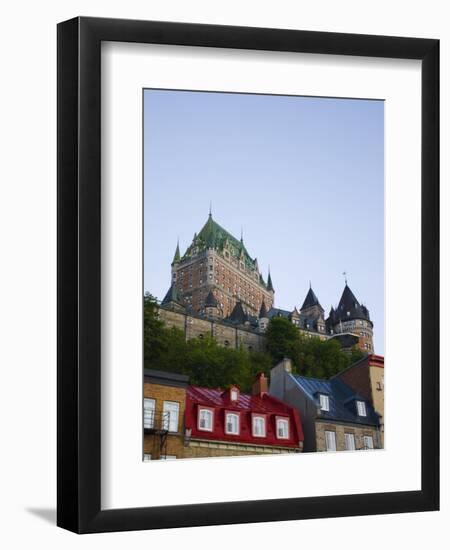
158 212 374 354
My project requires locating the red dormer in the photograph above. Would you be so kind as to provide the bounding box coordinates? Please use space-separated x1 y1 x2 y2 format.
185 375 304 452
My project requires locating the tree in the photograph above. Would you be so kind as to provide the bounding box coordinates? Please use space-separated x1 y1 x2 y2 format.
265 316 299 363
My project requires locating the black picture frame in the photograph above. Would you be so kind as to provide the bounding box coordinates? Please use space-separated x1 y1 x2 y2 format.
57 16 439 534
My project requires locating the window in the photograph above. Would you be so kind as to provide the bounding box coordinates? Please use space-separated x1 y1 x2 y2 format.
143 398 155 429
252 415 266 437
225 413 239 435
344 433 356 451
143 453 152 461
363 435 374 450
198 408 213 431
230 389 239 401
325 430 337 451
162 455 177 460
162 401 180 432
356 400 367 416
276 418 289 439
319 394 330 411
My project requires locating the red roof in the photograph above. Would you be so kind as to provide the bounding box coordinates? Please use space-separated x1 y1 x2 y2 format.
185 385 304 448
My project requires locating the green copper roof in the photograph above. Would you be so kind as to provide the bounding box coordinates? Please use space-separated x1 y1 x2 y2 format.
181 214 258 271
172 241 181 264
267 271 274 292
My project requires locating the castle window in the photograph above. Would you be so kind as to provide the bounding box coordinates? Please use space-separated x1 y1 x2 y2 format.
356 400 367 417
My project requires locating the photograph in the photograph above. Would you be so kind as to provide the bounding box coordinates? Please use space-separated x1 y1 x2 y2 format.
143 89 385 460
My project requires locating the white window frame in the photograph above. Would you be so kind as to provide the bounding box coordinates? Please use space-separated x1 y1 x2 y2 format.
143 398 156 429
356 400 367 417
252 415 266 437
198 408 214 432
363 435 374 450
225 412 240 435
325 430 337 452
230 388 239 401
162 400 180 433
276 417 289 439
319 394 330 411
344 432 356 451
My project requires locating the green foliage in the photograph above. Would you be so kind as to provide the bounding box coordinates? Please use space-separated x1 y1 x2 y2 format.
144 294 366 390
265 317 363 379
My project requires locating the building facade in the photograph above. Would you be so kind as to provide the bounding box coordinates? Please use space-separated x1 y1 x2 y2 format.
269 358 382 452
333 354 384 444
184 373 303 458
143 370 304 460
143 369 189 460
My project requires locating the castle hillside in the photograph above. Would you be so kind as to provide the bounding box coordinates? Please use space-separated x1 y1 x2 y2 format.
158 213 374 354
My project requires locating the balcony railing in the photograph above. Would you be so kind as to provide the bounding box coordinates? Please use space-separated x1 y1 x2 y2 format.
144 410 171 433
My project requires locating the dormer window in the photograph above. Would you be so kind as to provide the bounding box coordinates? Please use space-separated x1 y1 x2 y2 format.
252 415 266 437
276 417 289 439
230 387 239 402
198 408 213 431
225 412 239 435
356 400 367 417
319 394 330 411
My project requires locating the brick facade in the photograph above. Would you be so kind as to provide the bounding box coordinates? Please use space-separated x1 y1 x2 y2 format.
315 421 381 452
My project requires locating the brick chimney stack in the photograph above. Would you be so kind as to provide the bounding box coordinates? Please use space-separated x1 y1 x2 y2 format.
252 373 268 396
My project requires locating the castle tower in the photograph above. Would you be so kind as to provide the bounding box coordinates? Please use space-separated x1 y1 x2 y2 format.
299 284 326 333
258 300 269 332
203 289 221 320
332 284 374 352
170 212 274 318
161 283 185 313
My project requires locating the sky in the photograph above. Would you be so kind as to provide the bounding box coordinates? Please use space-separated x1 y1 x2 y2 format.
143 89 384 354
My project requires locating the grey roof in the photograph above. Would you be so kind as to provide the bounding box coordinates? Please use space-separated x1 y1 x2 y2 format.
291 374 379 426
144 368 189 388
227 301 248 324
267 307 291 319
204 289 218 308
300 287 322 310
161 283 184 306
335 284 371 324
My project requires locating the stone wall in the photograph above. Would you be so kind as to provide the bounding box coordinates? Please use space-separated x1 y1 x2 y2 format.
315 421 382 452
159 306 266 352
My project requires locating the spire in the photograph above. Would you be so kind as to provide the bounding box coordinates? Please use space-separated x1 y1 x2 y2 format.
209 201 212 218
172 239 181 264
259 300 268 319
267 268 274 292
240 225 244 243
300 286 322 310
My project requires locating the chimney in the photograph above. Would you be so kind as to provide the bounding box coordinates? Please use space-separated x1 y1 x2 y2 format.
252 373 268 396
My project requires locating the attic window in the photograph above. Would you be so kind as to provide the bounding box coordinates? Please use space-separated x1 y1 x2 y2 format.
356 400 367 417
230 388 239 401
347 311 350 316
276 418 289 439
319 394 330 411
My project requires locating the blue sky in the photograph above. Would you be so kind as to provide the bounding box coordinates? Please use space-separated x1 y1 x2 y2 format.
144 90 384 354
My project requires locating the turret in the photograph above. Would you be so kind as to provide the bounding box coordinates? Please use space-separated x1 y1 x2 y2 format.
333 284 374 352
204 289 221 320
300 284 325 332
258 300 269 332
